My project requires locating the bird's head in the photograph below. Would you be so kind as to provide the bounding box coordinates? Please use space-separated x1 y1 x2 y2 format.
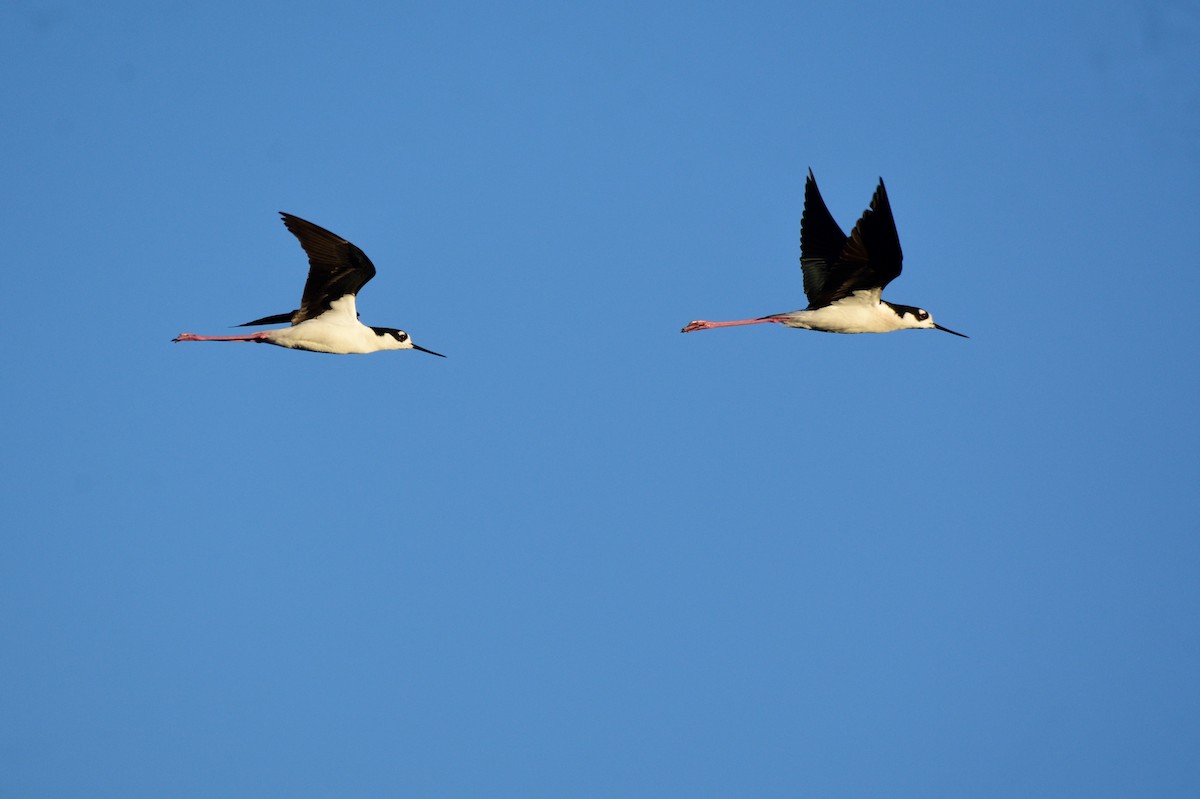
374 328 447 357
897 306 968 338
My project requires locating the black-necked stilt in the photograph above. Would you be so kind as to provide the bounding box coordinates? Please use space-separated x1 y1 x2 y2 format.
173 213 445 356
681 170 966 338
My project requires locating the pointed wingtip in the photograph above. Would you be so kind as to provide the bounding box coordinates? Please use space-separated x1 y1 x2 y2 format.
870 177 892 211
235 312 296 327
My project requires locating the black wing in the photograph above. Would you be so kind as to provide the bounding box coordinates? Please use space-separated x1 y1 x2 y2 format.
800 172 904 308
280 212 377 324
799 169 849 307
236 312 296 327
235 310 361 327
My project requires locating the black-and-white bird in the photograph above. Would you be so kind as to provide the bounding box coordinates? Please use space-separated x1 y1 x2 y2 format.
173 213 445 356
681 170 966 338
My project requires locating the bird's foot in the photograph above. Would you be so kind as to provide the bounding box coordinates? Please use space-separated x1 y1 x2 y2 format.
681 320 713 333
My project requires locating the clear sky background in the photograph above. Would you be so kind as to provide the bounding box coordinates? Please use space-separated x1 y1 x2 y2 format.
3 0 1199 796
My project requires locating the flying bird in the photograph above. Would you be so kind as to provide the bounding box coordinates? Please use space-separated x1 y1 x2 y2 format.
681 170 966 338
173 213 445 356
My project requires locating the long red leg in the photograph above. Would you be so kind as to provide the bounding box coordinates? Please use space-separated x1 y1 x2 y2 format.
172 331 273 343
680 316 789 333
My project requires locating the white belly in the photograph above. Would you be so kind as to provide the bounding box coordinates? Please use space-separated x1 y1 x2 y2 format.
781 294 905 334
267 319 381 354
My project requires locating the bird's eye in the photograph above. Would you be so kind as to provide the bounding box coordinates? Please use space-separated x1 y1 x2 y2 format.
397 332 409 342
917 310 929 321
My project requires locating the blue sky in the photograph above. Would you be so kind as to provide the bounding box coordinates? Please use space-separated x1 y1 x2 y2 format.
3 0 1199 795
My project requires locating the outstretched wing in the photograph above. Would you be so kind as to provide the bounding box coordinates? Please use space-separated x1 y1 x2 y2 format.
800 172 904 308
280 212 377 324
799 168 849 307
